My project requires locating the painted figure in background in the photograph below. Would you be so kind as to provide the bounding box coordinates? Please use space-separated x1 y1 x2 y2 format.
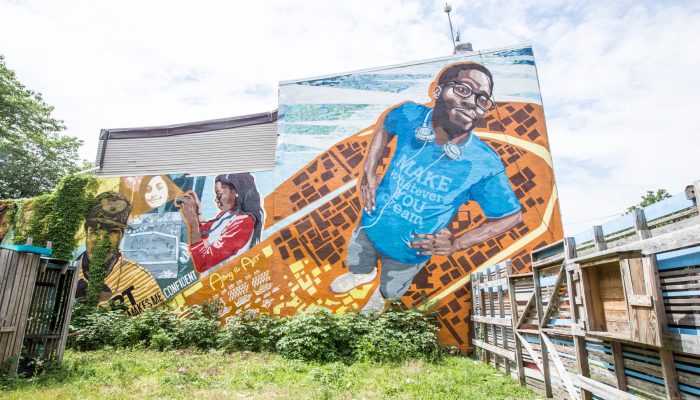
178 173 264 273
76 192 133 300
144 176 169 209
77 192 164 308
122 175 183 215
330 62 523 313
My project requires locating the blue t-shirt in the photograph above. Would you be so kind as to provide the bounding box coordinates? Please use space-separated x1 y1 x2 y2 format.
362 102 521 264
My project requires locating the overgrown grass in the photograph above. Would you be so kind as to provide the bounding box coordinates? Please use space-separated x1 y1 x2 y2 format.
1 349 537 399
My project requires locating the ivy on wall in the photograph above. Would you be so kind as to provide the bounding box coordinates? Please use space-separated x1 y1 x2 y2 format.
84 232 113 307
11 174 98 260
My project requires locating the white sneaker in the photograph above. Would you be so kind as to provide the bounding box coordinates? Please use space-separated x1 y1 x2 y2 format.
360 286 385 315
329 269 377 294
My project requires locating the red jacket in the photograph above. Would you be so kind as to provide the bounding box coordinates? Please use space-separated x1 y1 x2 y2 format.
190 211 254 273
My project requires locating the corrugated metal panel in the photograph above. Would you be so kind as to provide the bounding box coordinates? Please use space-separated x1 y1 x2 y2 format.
96 122 278 177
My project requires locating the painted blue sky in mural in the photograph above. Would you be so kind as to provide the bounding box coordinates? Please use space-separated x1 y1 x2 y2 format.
1 0 698 233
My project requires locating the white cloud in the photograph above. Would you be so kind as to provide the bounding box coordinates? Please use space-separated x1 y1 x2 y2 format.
1 0 698 235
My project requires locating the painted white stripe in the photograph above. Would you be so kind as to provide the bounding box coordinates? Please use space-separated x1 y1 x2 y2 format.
261 179 358 241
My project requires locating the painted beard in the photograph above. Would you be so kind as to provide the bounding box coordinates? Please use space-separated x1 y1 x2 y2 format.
433 101 476 138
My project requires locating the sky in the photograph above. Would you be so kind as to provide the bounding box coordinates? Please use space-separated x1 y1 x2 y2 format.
1 0 698 235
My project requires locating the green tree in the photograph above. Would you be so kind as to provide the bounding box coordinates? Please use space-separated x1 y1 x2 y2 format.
0 55 83 199
626 189 672 213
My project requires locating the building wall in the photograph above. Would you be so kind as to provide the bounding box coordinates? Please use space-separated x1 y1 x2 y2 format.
6 45 563 350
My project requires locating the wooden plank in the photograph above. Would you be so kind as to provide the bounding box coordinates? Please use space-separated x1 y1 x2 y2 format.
478 277 507 290
516 292 535 329
632 208 651 241
7 252 37 373
472 315 513 327
56 266 79 366
478 272 489 364
498 279 510 376
593 225 607 252
515 331 544 373
540 265 565 328
506 260 526 386
572 224 700 261
509 272 534 278
541 333 578 400
660 348 681 400
611 341 628 391
694 180 700 217
531 265 552 398
472 339 516 362
628 294 652 307
572 374 641 400
488 283 499 369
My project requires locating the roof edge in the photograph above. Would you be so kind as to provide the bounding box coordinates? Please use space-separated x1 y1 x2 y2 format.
99 109 278 140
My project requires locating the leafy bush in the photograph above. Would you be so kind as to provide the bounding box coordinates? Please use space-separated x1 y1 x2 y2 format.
219 313 283 352
70 306 127 351
68 300 441 364
352 307 439 363
171 302 222 350
149 329 173 351
276 308 357 363
116 307 176 348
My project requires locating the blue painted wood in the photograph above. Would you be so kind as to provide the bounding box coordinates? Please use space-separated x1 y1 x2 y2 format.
680 384 700 396
586 343 612 354
574 228 594 247
663 290 700 298
656 246 700 270
643 192 695 221
551 337 574 346
538 274 558 286
533 242 564 260
625 369 664 385
547 318 572 326
601 212 634 236
622 351 661 365
667 327 700 335
0 244 53 256
675 361 700 374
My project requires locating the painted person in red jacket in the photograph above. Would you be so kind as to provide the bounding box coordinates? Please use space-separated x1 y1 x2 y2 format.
178 173 264 273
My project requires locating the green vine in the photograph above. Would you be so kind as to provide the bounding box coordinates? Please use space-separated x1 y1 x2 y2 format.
12 174 98 259
85 232 113 307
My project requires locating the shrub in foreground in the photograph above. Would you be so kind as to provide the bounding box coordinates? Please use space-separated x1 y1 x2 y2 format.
70 301 441 363
219 313 283 352
353 307 440 362
276 309 357 362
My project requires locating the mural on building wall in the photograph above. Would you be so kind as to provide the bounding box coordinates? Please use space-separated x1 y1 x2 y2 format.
68 172 267 316
171 45 564 351
0 45 562 350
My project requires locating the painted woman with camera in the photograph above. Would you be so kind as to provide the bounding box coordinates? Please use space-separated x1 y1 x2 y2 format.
177 173 264 273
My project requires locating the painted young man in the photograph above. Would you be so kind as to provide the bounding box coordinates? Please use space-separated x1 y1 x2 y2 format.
76 191 163 308
330 62 523 313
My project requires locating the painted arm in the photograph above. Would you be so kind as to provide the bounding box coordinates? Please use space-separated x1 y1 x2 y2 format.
410 211 523 256
189 215 254 273
360 117 390 215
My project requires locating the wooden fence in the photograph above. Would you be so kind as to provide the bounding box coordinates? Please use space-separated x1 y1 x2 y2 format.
472 181 700 399
0 242 77 375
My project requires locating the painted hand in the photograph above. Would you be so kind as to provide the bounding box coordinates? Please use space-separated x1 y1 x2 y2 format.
360 173 378 215
410 228 456 256
178 192 201 227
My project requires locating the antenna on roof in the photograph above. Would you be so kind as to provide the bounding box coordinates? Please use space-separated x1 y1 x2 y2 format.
444 3 473 54
444 3 456 51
